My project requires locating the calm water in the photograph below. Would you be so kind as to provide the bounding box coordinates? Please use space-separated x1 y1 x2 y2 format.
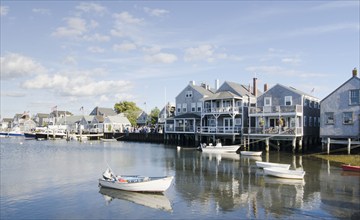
1 137 359 219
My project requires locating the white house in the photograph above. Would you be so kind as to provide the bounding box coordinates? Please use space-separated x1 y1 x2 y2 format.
104 114 131 133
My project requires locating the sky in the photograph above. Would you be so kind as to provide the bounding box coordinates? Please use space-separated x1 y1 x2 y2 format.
1 0 359 118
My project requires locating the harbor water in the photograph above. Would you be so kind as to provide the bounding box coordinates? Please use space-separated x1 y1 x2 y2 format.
1 137 359 219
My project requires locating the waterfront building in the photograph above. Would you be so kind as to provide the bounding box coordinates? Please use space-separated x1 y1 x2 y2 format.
49 110 73 125
136 111 149 126
165 80 215 145
0 118 12 131
33 113 50 127
248 83 320 152
320 68 360 147
200 79 259 145
104 114 131 133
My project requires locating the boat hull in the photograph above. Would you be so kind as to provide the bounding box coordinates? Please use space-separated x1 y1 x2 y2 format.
256 161 290 169
240 151 262 156
99 176 174 192
199 145 240 153
342 165 360 172
264 167 305 179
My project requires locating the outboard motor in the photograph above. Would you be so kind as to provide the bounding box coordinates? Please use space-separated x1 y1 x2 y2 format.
103 168 114 180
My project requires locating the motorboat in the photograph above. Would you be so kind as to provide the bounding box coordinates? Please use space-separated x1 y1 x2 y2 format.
240 151 263 156
99 168 174 193
99 187 172 212
197 142 240 153
256 161 290 170
263 167 305 179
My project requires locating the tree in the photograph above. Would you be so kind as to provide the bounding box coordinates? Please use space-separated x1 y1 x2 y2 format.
149 107 160 125
114 101 142 126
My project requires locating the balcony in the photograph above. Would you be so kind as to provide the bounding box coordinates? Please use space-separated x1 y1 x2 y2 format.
203 106 242 114
247 127 303 136
199 126 242 134
249 105 302 115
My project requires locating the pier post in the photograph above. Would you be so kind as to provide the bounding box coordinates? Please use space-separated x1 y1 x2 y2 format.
298 138 303 152
265 138 269 152
327 137 330 154
348 138 351 155
292 138 296 153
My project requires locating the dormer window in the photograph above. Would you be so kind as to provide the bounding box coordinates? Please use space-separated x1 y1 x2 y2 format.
185 91 193 98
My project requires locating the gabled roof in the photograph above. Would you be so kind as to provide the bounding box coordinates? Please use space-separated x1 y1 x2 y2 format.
259 83 319 100
221 81 262 98
105 114 131 124
57 115 83 125
321 76 360 103
1 118 12 123
190 84 215 96
203 91 242 100
90 106 117 116
36 113 49 118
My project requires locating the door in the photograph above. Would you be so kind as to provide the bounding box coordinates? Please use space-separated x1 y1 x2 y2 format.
224 118 233 133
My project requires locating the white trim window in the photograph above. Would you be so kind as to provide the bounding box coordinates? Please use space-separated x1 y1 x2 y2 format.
264 97 272 106
177 104 181 114
197 102 202 112
349 89 360 105
285 96 292 106
343 112 353 124
191 103 196 112
182 103 187 113
325 112 334 124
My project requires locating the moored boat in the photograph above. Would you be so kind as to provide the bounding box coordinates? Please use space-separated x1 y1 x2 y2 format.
24 132 36 139
197 142 240 153
240 151 263 156
98 168 174 193
263 167 305 179
341 164 360 172
256 161 290 169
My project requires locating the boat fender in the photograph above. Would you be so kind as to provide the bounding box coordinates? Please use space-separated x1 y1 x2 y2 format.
118 178 127 183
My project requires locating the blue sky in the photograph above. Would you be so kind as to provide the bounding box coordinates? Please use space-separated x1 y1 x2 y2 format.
1 1 359 118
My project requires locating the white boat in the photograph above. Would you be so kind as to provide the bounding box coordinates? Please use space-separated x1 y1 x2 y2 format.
240 151 263 156
99 187 172 212
263 167 305 179
263 176 305 186
99 168 174 193
197 142 240 153
256 161 291 169
101 138 118 142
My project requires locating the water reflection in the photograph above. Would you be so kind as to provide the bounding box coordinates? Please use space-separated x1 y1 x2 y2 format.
99 187 172 212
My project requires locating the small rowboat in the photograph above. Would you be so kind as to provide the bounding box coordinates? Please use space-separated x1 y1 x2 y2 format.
240 151 262 156
263 167 305 179
99 168 174 193
341 164 360 172
256 161 290 170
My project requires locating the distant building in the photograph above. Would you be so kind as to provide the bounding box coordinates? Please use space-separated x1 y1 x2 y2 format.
104 114 131 133
136 111 149 126
89 106 117 117
33 113 50 127
49 110 73 125
320 68 360 142
0 118 12 131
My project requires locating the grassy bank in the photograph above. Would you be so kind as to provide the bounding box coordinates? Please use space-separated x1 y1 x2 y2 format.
311 155 360 166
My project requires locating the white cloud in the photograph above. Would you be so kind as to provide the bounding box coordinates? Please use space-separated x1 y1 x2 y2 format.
113 42 137 52
142 45 161 54
62 56 77 65
0 5 9 16
145 53 177 64
32 8 51 15
52 17 87 38
21 72 133 97
144 7 169 17
113 12 143 25
281 57 302 65
184 45 214 62
0 53 46 80
245 65 327 78
88 46 105 53
75 2 107 15
83 33 110 42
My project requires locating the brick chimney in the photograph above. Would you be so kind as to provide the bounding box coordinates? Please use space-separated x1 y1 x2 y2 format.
253 77 258 97
264 83 268 92
353 68 358 77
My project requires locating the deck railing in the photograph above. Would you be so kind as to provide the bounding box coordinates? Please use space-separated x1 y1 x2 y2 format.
203 106 242 114
247 127 303 136
249 105 302 115
199 126 242 134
